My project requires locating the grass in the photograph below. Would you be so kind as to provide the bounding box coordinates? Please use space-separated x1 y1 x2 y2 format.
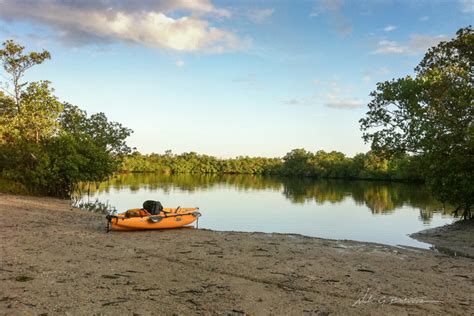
0 177 30 195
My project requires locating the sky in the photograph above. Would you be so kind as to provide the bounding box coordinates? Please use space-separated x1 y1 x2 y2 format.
0 0 472 158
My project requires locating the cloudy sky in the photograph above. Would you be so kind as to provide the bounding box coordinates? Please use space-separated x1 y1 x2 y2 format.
0 0 472 157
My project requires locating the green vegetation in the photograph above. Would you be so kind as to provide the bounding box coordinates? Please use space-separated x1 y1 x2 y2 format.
120 149 424 181
360 26 473 219
121 150 281 175
0 40 132 197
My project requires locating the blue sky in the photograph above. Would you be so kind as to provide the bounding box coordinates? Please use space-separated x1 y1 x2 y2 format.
0 0 472 157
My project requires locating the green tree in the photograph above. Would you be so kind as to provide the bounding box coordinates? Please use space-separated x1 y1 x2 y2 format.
1 81 63 143
0 40 50 110
0 40 58 143
360 27 473 219
0 40 132 197
53 103 133 194
0 91 16 142
18 81 63 143
282 149 314 176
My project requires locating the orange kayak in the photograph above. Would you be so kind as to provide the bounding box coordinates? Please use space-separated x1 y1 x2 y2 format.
106 207 201 231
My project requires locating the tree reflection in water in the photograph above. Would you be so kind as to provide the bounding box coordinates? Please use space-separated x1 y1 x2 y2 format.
77 173 453 223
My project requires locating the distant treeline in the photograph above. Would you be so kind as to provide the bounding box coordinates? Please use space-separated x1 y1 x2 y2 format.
121 149 424 182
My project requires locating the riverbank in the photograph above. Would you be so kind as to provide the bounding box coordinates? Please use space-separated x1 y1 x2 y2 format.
1 193 472 315
411 218 474 259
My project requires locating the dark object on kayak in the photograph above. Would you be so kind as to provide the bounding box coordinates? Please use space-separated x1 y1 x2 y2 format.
143 200 163 215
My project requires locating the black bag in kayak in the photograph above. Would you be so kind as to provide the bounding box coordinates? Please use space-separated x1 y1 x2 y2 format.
143 200 163 215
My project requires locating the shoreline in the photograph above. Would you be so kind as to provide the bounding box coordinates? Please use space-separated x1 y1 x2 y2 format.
411 218 474 259
1 193 473 315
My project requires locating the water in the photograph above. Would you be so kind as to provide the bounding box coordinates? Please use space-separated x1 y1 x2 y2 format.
80 173 455 248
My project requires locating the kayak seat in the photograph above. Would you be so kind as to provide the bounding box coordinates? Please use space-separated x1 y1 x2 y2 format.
143 200 164 215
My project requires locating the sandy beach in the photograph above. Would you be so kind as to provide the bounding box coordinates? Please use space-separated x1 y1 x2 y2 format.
1 193 473 315
411 219 474 259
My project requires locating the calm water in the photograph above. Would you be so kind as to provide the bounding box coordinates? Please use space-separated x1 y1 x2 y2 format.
81 173 455 248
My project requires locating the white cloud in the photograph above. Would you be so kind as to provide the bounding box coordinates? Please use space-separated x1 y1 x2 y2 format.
246 8 274 23
175 59 185 67
325 99 364 109
373 40 407 54
408 34 449 53
378 67 390 75
324 81 364 109
363 67 391 84
0 0 247 52
282 98 305 106
232 74 263 91
284 81 365 110
281 94 318 106
373 34 449 55
310 0 352 35
459 0 474 13
383 25 397 32
311 0 344 15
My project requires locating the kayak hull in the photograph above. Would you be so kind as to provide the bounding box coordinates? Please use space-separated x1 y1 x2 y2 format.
108 208 200 231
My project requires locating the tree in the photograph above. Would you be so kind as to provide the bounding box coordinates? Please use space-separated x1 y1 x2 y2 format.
0 91 16 142
0 40 132 197
59 103 133 181
0 40 50 110
0 41 57 143
281 149 314 176
17 81 63 143
360 26 473 219
1 81 62 143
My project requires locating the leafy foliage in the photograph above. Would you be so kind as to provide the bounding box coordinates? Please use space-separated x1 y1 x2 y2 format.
360 27 473 218
0 40 50 109
120 148 423 182
0 40 132 197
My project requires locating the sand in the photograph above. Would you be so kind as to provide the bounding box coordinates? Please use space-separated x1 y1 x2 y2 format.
411 218 474 259
1 193 473 315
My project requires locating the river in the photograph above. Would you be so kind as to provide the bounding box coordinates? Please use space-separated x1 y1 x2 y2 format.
80 173 454 248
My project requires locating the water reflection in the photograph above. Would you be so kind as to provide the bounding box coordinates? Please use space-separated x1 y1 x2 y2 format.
79 173 452 224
